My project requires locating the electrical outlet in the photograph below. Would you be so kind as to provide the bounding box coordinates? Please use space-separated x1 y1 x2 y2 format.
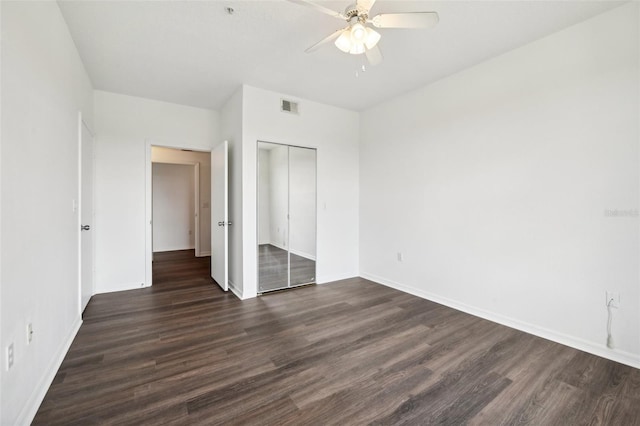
397 252 404 262
27 323 33 344
7 344 14 370
606 291 620 308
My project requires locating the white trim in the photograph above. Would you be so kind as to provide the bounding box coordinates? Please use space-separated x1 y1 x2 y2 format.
88 119 96 308
228 280 243 300
361 272 640 370
289 248 316 261
194 163 200 257
316 273 358 284
153 158 201 166
153 246 196 253
268 241 286 252
145 141 153 288
96 282 146 294
199 251 211 257
17 316 82 425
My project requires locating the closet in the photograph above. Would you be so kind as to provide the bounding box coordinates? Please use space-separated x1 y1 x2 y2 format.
257 141 317 293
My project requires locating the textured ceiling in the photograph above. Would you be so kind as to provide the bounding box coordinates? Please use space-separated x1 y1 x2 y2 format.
58 0 624 111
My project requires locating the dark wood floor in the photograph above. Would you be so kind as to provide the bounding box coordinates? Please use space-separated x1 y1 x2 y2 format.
34 250 640 425
258 244 316 293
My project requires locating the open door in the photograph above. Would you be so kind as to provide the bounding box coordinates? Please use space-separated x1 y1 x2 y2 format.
211 140 228 291
80 119 94 311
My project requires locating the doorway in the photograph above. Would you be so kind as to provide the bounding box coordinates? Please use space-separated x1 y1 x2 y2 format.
149 146 212 284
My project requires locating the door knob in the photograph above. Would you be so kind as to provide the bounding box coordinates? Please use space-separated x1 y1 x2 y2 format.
81 225 90 231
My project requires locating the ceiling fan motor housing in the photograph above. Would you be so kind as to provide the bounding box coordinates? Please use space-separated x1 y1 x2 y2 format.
344 4 369 23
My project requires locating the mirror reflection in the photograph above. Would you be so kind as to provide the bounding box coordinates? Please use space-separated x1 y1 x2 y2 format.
258 142 316 293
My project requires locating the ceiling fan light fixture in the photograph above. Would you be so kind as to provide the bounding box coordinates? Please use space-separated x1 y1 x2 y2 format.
334 30 352 53
350 22 367 42
364 27 381 49
349 42 365 55
289 0 440 66
335 23 379 55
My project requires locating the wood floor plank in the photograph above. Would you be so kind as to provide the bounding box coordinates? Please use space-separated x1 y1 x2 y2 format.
33 249 640 425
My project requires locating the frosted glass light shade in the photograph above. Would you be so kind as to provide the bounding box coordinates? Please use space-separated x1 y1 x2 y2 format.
364 28 381 49
335 31 352 53
349 42 365 55
351 23 366 42
334 24 381 55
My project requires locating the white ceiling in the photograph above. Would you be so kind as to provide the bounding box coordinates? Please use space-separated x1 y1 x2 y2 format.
58 0 624 111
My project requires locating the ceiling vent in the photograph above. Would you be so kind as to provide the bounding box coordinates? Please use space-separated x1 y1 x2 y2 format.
281 99 299 115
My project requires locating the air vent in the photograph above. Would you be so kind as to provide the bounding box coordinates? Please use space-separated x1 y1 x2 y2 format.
281 99 299 115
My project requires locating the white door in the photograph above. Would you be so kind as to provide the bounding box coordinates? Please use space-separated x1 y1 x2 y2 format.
211 141 228 291
80 121 94 311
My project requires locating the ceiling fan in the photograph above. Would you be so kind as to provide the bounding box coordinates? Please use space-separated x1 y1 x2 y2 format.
287 0 439 66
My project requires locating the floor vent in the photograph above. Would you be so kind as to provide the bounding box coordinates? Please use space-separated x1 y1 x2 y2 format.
281 99 299 115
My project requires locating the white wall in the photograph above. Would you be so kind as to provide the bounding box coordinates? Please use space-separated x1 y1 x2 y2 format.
242 85 360 298
267 144 289 250
94 91 218 293
152 146 212 254
1 2 94 424
360 3 640 367
220 87 244 296
257 147 271 245
152 163 195 252
289 147 317 259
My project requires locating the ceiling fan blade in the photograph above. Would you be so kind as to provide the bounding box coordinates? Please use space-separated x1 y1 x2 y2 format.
305 28 347 53
356 0 377 13
371 12 439 29
365 44 383 66
287 0 346 20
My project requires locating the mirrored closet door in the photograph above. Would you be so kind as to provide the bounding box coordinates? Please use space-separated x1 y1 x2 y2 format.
257 141 316 293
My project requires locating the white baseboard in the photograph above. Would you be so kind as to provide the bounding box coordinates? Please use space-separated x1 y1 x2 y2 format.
18 316 82 425
198 251 211 257
361 272 640 370
96 282 147 294
317 272 358 284
228 279 244 300
289 248 316 261
266 242 286 252
153 246 195 252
